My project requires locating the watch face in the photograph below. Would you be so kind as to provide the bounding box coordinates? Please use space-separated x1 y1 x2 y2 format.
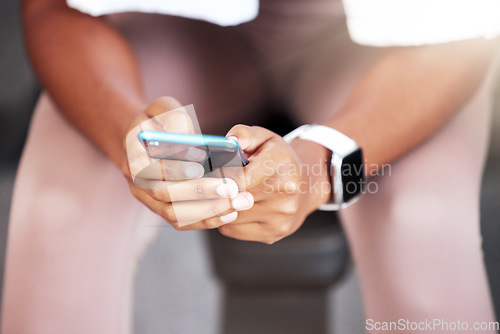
341 148 365 202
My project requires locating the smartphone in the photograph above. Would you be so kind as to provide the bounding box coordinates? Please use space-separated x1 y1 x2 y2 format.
137 130 249 174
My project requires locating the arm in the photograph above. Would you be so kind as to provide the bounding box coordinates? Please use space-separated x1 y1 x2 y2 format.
297 37 499 206
221 38 498 243
23 0 145 167
23 0 246 227
324 38 498 176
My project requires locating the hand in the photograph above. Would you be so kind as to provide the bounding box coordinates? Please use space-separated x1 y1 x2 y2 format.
217 125 332 244
122 97 254 231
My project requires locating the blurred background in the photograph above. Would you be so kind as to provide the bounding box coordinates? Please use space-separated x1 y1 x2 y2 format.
1 0 499 333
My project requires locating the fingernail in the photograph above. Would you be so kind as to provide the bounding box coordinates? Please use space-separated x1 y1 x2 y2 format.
185 164 204 178
220 211 238 224
187 147 205 161
227 135 248 150
232 192 254 211
216 179 239 198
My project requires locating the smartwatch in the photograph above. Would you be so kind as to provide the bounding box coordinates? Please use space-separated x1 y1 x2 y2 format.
283 124 365 211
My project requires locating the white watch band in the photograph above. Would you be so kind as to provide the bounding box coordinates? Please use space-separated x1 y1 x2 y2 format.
284 124 362 211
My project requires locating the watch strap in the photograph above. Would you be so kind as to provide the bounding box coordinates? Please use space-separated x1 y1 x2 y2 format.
283 124 362 211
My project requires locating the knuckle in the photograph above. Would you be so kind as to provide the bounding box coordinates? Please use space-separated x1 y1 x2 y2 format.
194 182 206 200
172 223 183 231
168 109 190 124
254 126 275 137
282 202 299 215
204 219 222 229
258 222 290 244
160 96 180 106
282 160 298 175
263 235 283 245
122 163 132 178
273 222 292 236
149 188 162 200
211 204 223 216
218 225 233 237
163 205 177 223
129 185 141 199
229 124 252 140
154 96 180 110
283 178 300 194
230 124 251 134
155 96 174 104
264 138 279 151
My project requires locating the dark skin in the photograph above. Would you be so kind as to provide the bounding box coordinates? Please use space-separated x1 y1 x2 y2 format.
23 0 496 242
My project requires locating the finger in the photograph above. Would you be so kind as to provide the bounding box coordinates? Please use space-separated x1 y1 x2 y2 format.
145 144 207 162
135 97 185 135
130 184 175 224
142 177 239 202
145 98 196 134
172 191 253 225
144 97 182 120
226 125 276 154
218 207 299 244
229 196 299 224
134 159 204 182
127 98 202 179
249 181 300 202
131 184 241 225
230 192 254 211
128 119 197 179
173 211 239 231
141 100 204 158
218 222 282 244
126 124 160 178
171 198 234 225
240 138 293 189
222 201 266 224
206 165 247 191
166 192 252 225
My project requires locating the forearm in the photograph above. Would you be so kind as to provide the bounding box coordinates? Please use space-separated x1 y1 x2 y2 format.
323 38 497 175
23 0 146 166
292 38 497 209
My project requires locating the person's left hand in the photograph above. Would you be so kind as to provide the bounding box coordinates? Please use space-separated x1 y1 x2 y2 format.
218 125 332 244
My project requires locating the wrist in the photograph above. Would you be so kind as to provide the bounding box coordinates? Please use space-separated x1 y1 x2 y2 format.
290 138 332 213
112 100 147 168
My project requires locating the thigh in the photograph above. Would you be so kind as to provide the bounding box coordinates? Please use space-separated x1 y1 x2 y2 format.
291 42 496 329
2 94 161 333
340 74 496 327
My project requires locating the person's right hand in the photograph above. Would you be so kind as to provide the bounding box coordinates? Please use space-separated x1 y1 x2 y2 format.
122 97 254 230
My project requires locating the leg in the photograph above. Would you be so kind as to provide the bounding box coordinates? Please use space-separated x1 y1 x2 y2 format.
290 38 496 332
338 70 496 329
2 94 158 333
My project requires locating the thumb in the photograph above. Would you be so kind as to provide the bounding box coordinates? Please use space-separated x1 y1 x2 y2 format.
144 97 195 134
144 96 182 118
226 125 276 154
127 97 201 179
